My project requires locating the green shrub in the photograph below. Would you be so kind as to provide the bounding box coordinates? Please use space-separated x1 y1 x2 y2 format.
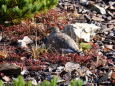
0 80 4 86
70 79 83 86
38 76 58 86
0 0 58 24
0 76 83 86
13 75 25 86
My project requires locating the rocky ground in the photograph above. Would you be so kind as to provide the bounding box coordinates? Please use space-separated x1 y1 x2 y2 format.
0 0 115 86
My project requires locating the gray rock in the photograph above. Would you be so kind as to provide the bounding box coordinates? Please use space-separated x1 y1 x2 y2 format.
90 4 106 14
92 16 105 22
64 62 80 72
0 63 21 76
80 0 88 5
0 63 20 71
0 35 2 41
47 27 79 53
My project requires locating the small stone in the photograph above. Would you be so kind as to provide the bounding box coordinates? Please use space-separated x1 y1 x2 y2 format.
90 4 106 14
18 36 33 48
107 16 112 21
56 66 64 72
107 24 114 30
107 11 114 18
92 16 105 22
32 79 38 86
26 77 38 86
104 31 109 35
84 14 91 22
80 0 88 5
86 70 92 76
109 1 115 11
21 69 29 75
109 32 114 36
105 45 113 50
0 35 2 41
2 76 11 82
64 62 80 72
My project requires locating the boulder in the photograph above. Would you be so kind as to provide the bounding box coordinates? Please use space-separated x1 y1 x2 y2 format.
0 63 21 77
63 23 101 42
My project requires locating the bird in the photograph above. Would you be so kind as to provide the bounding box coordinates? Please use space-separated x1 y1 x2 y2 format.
47 27 80 53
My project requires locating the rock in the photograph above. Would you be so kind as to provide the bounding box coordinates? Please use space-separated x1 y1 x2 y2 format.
0 35 2 41
109 1 115 11
63 23 101 42
47 27 79 53
107 11 114 18
90 4 106 14
105 45 113 50
2 75 11 82
84 14 91 22
18 36 33 48
107 16 112 21
0 63 21 77
56 66 64 72
80 0 88 5
64 62 80 72
98 70 114 83
92 16 105 22
26 77 38 85
21 69 29 75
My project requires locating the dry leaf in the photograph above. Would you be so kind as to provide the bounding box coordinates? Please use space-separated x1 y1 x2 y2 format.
0 51 8 58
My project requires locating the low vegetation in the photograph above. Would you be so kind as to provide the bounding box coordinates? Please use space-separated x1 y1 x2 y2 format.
0 75 83 86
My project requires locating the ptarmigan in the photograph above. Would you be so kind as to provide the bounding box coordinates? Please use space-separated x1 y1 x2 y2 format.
47 27 79 53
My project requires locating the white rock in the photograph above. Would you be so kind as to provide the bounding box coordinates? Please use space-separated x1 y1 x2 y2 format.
21 69 29 75
65 62 80 72
31 78 38 86
18 36 33 48
26 77 38 85
22 36 33 44
86 70 92 76
105 45 113 49
2 76 11 82
56 66 64 72
63 23 100 42
18 41 27 47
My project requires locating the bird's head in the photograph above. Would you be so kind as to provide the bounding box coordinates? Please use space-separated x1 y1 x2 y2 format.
49 27 60 33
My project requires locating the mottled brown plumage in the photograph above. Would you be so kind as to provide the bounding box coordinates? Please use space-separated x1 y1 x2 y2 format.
47 27 79 53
